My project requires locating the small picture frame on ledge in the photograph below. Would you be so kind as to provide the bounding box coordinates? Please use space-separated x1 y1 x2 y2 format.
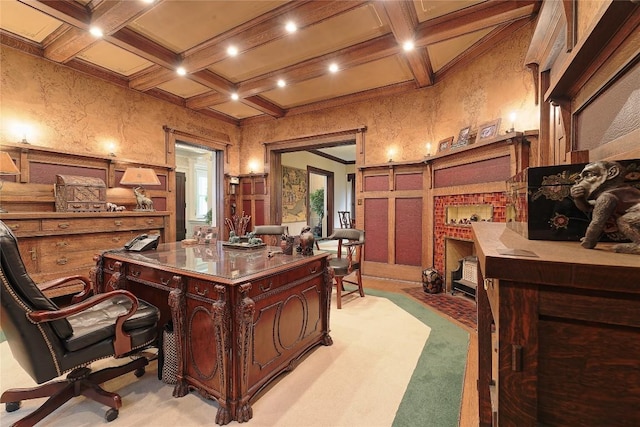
475 119 501 143
438 136 454 152
193 226 218 245
451 126 471 149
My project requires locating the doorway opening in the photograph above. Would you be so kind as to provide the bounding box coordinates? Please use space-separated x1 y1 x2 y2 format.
308 166 334 238
175 142 223 241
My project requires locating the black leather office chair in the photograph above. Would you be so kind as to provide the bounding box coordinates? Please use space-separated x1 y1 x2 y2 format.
0 220 160 426
253 225 289 246
325 228 365 309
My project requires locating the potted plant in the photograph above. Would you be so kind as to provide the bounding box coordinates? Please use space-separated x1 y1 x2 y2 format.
309 188 324 237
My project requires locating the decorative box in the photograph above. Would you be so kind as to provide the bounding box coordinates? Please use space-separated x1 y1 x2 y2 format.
506 160 640 240
55 175 107 212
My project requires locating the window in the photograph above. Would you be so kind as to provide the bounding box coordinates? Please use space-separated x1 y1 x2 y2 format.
195 166 209 219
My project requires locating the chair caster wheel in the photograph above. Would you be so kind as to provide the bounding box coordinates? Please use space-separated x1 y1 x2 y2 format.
134 367 146 378
105 408 119 422
5 401 21 412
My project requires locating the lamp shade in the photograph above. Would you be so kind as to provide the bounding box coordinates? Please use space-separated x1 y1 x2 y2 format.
119 167 161 186
0 152 20 175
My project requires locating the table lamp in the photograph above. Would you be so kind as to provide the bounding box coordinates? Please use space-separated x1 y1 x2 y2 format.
119 167 161 211
0 152 20 213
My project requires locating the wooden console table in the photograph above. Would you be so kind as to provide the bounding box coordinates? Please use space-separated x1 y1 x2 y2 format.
0 212 168 287
473 223 640 426
91 242 332 425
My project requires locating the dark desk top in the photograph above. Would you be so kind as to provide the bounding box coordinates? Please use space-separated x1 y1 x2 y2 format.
101 241 330 284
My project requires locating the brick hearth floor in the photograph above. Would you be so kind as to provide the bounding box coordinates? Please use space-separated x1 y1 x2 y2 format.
403 287 477 331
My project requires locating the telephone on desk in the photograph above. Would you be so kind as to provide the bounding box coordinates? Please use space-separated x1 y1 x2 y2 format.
124 234 160 252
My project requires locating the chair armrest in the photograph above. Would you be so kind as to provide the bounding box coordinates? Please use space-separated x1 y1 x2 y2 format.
342 241 363 247
38 275 93 304
28 290 139 357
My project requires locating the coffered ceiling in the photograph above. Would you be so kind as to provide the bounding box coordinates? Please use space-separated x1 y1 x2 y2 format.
0 0 540 125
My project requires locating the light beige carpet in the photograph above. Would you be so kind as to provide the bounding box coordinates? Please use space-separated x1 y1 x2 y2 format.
1 295 430 426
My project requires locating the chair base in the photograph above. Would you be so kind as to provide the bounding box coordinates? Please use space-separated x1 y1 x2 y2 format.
1 356 148 427
334 272 365 309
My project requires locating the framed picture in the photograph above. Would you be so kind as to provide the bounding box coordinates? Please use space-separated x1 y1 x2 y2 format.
438 136 454 152
282 166 307 223
193 226 218 245
452 126 471 149
475 119 501 143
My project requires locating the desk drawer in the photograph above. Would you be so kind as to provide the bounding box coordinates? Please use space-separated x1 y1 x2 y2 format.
136 216 164 228
126 264 177 289
283 259 324 282
2 220 41 235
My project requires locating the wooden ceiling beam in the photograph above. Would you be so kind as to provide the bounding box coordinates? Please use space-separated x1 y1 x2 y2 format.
238 35 399 97
186 92 229 111
416 0 538 45
134 1 367 96
129 65 176 92
24 0 158 63
108 27 178 70
241 96 285 118
182 0 367 72
189 70 236 95
378 0 433 87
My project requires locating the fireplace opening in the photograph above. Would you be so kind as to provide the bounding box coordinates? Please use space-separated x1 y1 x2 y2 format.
444 238 475 294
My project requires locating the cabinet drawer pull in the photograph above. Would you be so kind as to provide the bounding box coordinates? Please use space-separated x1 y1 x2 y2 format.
309 267 318 274
160 277 170 285
259 281 272 292
112 237 121 243
195 286 208 296
511 344 523 372
56 257 68 265
56 241 68 248
29 248 37 261
130 269 141 277
114 220 122 226
146 219 155 225
9 224 19 231
58 222 70 229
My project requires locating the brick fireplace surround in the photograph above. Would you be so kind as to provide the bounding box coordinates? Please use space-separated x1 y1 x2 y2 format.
434 192 508 290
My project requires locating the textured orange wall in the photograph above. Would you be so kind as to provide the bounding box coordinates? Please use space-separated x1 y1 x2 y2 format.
240 22 537 172
0 47 240 171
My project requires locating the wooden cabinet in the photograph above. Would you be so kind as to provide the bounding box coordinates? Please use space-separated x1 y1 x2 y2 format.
0 212 169 285
473 223 640 427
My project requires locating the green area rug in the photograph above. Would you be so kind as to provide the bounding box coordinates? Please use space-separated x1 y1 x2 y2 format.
366 289 469 427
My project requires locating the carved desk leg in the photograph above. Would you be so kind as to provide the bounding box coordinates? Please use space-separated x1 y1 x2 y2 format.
235 283 255 423
104 261 124 293
168 276 188 398
322 267 333 346
212 285 232 425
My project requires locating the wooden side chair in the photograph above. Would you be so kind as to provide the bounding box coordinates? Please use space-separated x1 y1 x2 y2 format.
253 225 289 246
0 220 160 426
325 228 365 309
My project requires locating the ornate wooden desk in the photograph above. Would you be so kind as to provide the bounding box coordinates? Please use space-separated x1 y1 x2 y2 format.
91 242 332 425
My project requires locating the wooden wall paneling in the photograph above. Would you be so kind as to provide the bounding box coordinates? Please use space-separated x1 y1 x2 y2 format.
395 197 422 266
363 198 389 263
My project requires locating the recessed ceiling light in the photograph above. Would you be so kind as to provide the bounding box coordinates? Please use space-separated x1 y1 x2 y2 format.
176 67 186 76
329 63 339 73
142 0 155 4
285 21 297 33
227 46 238 57
277 79 286 88
231 93 239 101
89 27 103 38
403 41 414 51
